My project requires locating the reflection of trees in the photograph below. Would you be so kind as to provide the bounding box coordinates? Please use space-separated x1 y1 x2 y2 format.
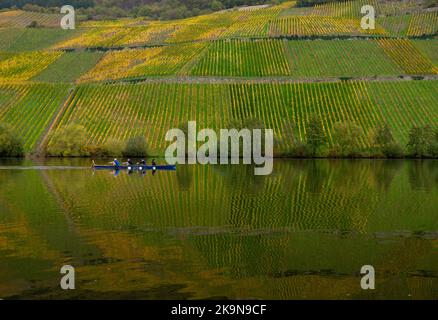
368 160 403 192
302 160 330 194
176 164 193 191
408 160 438 192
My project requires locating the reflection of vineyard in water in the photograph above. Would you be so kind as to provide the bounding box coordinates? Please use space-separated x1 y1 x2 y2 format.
45 160 438 232
0 160 437 299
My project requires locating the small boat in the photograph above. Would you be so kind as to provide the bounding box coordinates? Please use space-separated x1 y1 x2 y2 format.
92 162 176 171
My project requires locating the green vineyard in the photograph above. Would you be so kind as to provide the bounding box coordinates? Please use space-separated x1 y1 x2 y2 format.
0 83 70 151
45 80 438 154
191 39 291 76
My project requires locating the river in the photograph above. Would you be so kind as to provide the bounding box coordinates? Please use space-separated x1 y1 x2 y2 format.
0 159 436 299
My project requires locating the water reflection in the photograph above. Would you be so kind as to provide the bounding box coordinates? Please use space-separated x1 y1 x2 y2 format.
0 159 436 299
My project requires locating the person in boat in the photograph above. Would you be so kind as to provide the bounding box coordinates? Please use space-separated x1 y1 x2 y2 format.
123 159 133 166
137 159 146 165
110 158 120 169
151 159 156 166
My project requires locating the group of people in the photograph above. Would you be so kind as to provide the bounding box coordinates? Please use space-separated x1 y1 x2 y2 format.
111 158 156 168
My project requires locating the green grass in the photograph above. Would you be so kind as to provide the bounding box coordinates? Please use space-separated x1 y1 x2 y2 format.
0 83 71 151
33 52 104 83
49 80 438 155
5 28 81 52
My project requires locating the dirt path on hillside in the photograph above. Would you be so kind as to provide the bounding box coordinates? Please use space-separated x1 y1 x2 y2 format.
105 74 438 85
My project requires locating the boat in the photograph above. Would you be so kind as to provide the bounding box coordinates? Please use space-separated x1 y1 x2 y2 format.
92 163 176 171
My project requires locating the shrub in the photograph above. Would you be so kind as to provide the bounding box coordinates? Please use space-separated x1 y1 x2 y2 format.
374 123 394 147
0 124 24 157
383 142 404 158
332 121 363 156
428 128 438 157
289 140 308 157
123 136 148 157
305 114 326 156
47 124 89 157
407 125 435 157
27 21 38 28
372 123 405 157
103 138 124 156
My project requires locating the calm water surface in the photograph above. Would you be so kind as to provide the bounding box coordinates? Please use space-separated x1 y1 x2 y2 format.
0 159 437 299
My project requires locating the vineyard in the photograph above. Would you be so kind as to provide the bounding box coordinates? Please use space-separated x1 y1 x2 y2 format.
0 51 63 81
406 12 438 37
0 10 61 28
0 83 70 151
268 16 387 37
34 52 104 83
47 80 438 154
190 39 291 76
285 39 403 77
0 1 437 155
80 42 206 82
311 0 379 18
377 38 438 74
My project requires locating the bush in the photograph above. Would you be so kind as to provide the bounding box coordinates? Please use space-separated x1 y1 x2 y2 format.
383 142 404 158
429 142 438 158
289 140 308 157
407 125 435 157
0 124 24 157
47 124 89 157
103 138 124 156
332 121 363 156
305 114 326 156
27 20 38 28
123 136 148 157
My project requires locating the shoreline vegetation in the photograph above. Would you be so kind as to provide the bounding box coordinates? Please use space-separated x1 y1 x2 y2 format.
1 117 438 160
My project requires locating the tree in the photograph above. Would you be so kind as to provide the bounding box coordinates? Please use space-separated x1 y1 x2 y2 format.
407 125 434 157
103 138 124 156
374 123 393 147
0 124 24 157
123 136 148 157
305 114 326 156
47 124 88 156
373 123 404 158
211 0 224 11
428 128 438 157
332 121 363 156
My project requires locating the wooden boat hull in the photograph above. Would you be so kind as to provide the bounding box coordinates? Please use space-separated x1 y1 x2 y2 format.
93 165 176 171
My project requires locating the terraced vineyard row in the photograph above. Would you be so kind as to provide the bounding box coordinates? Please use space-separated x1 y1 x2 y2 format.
2 38 436 83
377 38 438 74
188 38 435 77
0 10 61 28
48 81 438 154
284 39 403 77
312 0 378 18
406 12 438 37
80 42 206 82
0 51 63 81
268 16 386 37
0 83 70 151
191 39 290 76
220 5 284 38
